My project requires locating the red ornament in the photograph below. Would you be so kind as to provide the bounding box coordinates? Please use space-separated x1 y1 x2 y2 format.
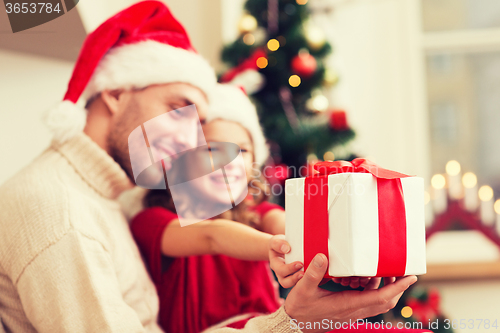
329 109 348 131
291 53 317 78
407 289 441 323
264 163 289 185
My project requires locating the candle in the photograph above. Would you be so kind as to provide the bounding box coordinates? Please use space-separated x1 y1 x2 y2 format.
424 191 434 227
446 160 462 200
495 199 500 235
462 172 479 212
431 174 447 214
479 185 495 226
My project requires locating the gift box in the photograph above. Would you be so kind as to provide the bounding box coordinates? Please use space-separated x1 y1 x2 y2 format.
285 158 426 277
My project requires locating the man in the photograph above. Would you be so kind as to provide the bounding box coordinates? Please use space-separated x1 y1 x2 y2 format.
0 1 417 332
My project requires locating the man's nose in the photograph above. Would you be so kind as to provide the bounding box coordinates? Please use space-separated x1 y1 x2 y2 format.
174 118 199 151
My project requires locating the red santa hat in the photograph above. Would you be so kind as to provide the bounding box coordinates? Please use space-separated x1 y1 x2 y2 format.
45 0 217 143
207 84 268 167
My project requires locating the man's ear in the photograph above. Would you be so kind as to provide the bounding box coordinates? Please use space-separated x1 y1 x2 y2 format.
101 89 124 115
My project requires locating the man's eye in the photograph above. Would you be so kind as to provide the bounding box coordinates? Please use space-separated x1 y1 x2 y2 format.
169 107 184 119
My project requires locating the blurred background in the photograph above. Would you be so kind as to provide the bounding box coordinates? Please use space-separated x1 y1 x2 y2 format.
1 0 500 331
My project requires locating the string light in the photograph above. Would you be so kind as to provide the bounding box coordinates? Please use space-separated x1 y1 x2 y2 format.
445 160 461 176
238 14 258 33
478 186 494 202
323 151 335 161
267 39 280 51
431 174 446 189
256 57 268 69
462 172 477 188
243 33 255 45
307 153 318 162
401 306 413 318
296 0 308 4
289 75 301 87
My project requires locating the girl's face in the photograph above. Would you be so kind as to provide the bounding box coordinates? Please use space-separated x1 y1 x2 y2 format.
190 119 254 205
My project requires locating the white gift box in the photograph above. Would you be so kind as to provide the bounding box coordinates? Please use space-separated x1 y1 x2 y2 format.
285 173 427 277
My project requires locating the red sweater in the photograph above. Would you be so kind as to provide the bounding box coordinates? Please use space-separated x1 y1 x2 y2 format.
130 202 283 333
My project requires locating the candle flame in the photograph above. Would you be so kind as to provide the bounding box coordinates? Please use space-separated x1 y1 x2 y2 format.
478 185 494 202
494 199 500 215
462 172 477 188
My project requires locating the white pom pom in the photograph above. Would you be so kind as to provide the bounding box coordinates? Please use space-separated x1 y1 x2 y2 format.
44 100 87 144
229 69 266 95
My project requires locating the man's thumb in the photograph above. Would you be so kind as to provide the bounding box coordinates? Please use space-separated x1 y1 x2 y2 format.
299 253 328 289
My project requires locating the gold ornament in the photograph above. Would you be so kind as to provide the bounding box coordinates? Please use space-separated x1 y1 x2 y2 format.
238 14 258 33
305 24 326 50
323 68 339 86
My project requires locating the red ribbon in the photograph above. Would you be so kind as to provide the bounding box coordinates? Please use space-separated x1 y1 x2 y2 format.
303 158 411 278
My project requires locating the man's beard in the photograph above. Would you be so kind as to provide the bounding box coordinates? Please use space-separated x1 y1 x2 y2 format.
108 132 135 182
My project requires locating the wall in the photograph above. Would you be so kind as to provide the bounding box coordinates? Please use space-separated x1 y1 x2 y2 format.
0 50 74 185
313 0 430 179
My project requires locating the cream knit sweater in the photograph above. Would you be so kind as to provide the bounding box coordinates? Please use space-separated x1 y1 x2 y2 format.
0 133 299 333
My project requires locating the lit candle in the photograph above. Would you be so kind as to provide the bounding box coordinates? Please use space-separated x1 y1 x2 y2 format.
479 185 495 226
495 199 500 235
431 174 447 214
446 160 462 200
462 172 479 212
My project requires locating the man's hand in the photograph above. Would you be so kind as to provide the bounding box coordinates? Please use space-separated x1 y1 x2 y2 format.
332 276 379 289
269 236 418 333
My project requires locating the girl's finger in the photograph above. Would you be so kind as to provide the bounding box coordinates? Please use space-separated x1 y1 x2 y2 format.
275 261 303 280
278 271 304 289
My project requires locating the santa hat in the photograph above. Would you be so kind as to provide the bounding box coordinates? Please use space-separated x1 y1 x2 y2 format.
45 0 217 143
207 84 268 167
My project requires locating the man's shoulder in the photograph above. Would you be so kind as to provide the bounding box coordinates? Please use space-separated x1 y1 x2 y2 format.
0 149 89 278
0 148 77 210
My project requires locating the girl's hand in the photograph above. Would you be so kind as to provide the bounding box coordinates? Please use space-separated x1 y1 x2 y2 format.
268 235 304 288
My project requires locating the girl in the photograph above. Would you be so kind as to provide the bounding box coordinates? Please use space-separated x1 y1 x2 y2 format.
130 84 293 333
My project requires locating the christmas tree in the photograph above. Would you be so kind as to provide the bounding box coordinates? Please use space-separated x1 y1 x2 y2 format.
220 0 355 186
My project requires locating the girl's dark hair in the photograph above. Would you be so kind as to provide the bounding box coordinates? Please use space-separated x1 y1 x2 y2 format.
143 176 271 230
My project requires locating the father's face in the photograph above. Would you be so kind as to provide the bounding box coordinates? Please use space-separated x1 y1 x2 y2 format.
106 83 209 186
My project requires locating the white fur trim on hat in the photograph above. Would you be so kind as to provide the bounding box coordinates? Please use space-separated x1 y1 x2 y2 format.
44 100 87 143
82 40 217 102
207 84 269 167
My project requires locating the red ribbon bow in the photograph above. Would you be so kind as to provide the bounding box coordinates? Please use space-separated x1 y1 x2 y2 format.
303 158 411 278
314 158 411 179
